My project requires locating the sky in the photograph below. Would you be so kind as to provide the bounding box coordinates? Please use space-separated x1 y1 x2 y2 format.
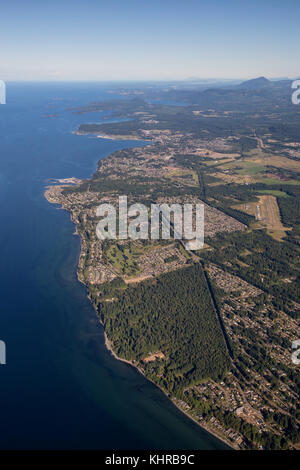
1 0 299 81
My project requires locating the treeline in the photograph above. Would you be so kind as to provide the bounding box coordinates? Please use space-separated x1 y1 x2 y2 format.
277 184 300 245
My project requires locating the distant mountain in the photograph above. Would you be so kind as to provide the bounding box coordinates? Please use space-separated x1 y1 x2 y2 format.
138 75 293 112
238 76 271 89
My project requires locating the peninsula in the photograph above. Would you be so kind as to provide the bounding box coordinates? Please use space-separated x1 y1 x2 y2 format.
46 79 300 450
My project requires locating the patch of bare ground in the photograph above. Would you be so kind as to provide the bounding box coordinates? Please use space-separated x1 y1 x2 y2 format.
124 275 153 284
143 352 165 363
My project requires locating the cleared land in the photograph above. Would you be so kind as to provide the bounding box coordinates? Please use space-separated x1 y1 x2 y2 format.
235 195 290 240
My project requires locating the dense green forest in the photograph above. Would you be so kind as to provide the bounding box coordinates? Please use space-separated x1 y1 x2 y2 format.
98 263 231 393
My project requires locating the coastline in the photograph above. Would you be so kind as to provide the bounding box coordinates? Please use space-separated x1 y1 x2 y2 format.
102 329 235 450
45 193 235 450
44 131 236 451
72 130 147 141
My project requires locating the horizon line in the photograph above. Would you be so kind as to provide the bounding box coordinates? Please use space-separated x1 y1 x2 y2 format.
2 76 296 84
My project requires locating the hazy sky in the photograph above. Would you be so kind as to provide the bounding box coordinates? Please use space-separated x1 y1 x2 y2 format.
1 0 299 81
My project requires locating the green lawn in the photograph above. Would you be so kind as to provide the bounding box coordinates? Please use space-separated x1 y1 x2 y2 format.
256 189 289 197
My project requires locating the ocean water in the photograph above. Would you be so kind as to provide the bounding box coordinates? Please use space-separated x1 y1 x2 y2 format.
0 82 227 450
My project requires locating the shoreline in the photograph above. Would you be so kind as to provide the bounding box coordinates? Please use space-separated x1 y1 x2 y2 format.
44 126 236 451
73 130 148 141
102 325 235 450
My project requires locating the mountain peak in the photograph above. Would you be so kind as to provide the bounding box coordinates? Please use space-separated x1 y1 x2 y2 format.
238 76 271 89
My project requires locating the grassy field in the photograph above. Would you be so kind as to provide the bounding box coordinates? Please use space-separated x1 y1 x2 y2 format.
203 157 235 166
166 167 199 184
105 241 169 279
256 189 289 197
234 195 290 241
106 242 142 277
257 177 300 185
260 154 300 172
213 150 300 186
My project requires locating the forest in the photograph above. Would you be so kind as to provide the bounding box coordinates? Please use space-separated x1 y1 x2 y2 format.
98 263 231 394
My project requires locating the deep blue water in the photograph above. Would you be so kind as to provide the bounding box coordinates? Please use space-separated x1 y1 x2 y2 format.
0 82 227 450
